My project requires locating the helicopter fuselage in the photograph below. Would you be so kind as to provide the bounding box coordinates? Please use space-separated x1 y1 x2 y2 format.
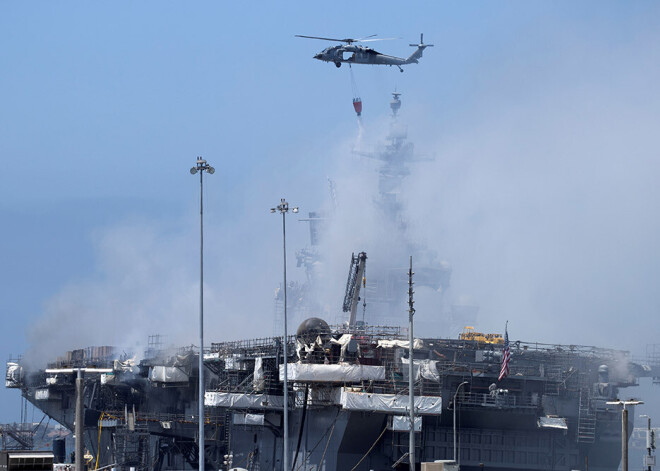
313 45 412 68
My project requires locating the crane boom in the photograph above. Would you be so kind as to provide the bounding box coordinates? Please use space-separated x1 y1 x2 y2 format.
342 252 367 327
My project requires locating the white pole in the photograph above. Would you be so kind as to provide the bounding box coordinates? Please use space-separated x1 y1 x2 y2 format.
75 369 83 471
198 167 205 471
190 158 214 471
408 256 415 471
272 199 297 471
282 207 290 471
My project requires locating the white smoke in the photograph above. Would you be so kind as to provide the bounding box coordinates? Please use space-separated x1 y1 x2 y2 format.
24 10 660 366
24 221 200 367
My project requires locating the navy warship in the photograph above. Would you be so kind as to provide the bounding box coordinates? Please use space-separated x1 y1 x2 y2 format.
5 94 659 471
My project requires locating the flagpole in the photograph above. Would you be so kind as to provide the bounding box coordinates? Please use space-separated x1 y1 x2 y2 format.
498 321 510 382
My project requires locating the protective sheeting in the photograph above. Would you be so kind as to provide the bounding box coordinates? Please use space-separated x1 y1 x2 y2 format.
400 358 441 382
389 415 422 432
537 416 568 430
340 389 442 415
148 366 189 383
253 357 265 392
223 354 250 371
100 373 116 385
35 388 60 401
113 358 135 372
297 335 327 361
279 363 385 382
205 392 284 410
5 363 21 388
330 334 358 362
377 339 425 349
233 413 265 426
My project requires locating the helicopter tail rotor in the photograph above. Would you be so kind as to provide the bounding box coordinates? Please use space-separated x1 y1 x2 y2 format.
409 33 434 48
404 33 433 64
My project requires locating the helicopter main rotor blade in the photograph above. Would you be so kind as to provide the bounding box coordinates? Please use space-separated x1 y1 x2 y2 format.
359 37 400 43
295 34 384 44
295 35 357 43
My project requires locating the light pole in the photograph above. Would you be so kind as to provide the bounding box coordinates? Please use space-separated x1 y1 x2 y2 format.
407 256 415 471
607 399 643 471
453 381 469 464
75 369 83 471
190 157 214 471
271 198 298 471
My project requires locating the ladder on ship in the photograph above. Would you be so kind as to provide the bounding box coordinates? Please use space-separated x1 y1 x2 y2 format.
577 388 596 443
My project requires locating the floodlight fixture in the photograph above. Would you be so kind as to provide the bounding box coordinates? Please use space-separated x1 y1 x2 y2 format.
607 400 644 407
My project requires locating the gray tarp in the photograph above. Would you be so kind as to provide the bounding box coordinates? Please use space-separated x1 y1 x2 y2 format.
233 413 265 426
389 415 422 432
400 357 441 382
340 389 442 415
205 392 284 410
537 416 568 430
279 363 385 382
148 366 189 383
5 362 21 388
253 357 265 392
377 339 425 349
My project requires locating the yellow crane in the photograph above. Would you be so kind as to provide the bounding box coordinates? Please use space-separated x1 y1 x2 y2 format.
459 326 504 345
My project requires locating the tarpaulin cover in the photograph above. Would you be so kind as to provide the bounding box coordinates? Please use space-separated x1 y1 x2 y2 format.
233 413 265 426
148 366 189 383
5 363 21 388
400 358 441 382
330 334 358 362
253 357 265 392
205 392 284 410
537 416 568 430
390 415 422 432
100 373 116 385
113 358 135 372
340 389 442 415
377 339 425 349
279 363 385 382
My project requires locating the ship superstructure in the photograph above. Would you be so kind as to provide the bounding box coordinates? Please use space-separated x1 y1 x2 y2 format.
280 93 454 332
5 322 656 470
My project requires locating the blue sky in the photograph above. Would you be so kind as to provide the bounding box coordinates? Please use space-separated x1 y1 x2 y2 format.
2 2 660 421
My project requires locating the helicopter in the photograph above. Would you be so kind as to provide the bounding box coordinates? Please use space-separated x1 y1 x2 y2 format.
296 33 433 72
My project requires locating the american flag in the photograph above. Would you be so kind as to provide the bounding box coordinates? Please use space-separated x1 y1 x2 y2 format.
498 325 510 381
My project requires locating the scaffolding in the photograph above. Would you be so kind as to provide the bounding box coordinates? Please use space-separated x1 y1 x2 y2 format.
0 423 36 450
